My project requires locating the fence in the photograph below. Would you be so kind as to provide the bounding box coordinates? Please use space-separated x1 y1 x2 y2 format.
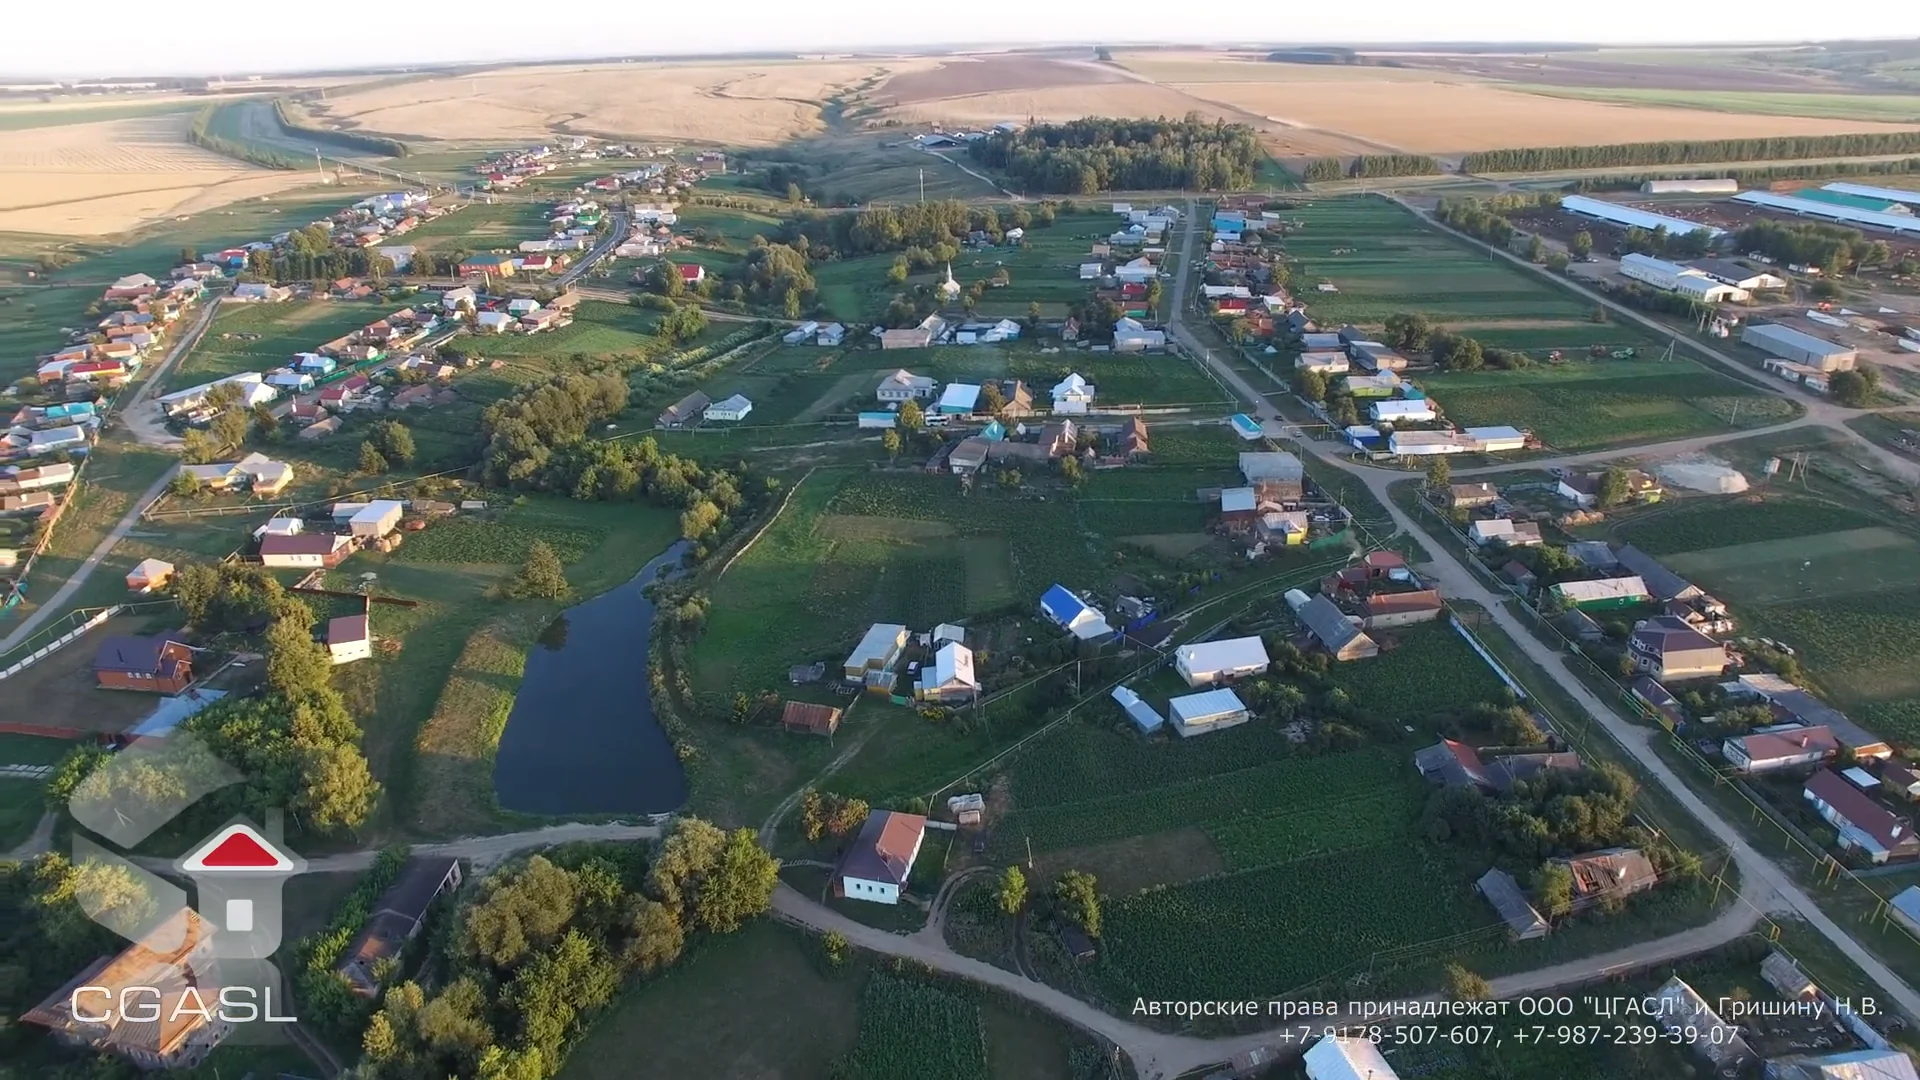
1446 612 1528 701
0 605 122 681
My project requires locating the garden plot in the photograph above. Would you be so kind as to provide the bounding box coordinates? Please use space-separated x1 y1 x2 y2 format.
168 300 390 391
402 201 551 252
832 344 1228 407
1614 496 1880 556
463 301 661 361
1430 367 1786 452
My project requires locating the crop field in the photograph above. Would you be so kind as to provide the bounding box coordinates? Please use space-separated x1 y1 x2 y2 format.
1614 496 1880 556
834 975 988 1080
393 519 609 565
1430 367 1786 452
167 299 388 390
0 111 311 236
1322 623 1512 717
1514 86 1920 124
403 201 551 252
1441 321 1662 354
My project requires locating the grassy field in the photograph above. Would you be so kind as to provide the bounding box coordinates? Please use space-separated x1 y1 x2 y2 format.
1514 85 1920 124
0 733 67 850
166 299 389 390
464 299 661 361
1424 362 1792 452
402 200 552 252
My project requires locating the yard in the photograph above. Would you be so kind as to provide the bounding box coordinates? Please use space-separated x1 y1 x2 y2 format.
165 298 392 391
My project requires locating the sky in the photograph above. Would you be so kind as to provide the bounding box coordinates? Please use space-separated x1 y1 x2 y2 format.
6 1 1920 78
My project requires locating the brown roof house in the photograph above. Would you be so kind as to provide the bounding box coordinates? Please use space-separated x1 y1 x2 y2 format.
1723 725 1839 774
657 390 710 429
24 909 230 1070
1627 616 1727 681
1359 589 1443 630
94 633 194 693
336 856 463 997
781 701 842 737
838 810 925 905
1550 847 1659 913
1804 769 1920 864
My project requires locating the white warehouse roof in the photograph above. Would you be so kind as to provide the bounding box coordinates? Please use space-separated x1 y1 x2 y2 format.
1821 181 1920 208
1732 190 1920 236
1174 636 1270 677
1560 194 1723 237
1742 322 1854 359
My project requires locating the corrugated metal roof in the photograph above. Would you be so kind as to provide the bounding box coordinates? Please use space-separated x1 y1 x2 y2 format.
1169 688 1246 724
1823 181 1920 207
1741 322 1854 359
1553 576 1649 602
1560 194 1723 237
1175 636 1270 677
1220 487 1256 513
1111 686 1165 732
1732 190 1920 235
1793 187 1910 214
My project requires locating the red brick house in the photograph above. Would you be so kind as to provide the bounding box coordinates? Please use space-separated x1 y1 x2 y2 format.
94 634 194 693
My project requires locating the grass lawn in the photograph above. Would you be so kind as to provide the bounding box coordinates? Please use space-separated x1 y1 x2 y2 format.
166 299 391 391
1423 362 1793 452
464 299 661 363
0 284 106 382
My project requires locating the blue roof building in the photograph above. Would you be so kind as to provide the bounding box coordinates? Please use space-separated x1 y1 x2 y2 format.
1040 584 1112 640
981 419 1006 441
1111 686 1165 733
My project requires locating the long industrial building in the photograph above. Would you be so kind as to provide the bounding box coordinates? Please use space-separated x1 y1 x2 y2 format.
1640 178 1737 195
1820 181 1920 208
1560 194 1724 237
1739 323 1857 371
1731 190 1920 236
1618 253 1749 302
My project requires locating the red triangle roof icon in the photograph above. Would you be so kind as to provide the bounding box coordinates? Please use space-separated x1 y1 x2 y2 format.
179 823 296 873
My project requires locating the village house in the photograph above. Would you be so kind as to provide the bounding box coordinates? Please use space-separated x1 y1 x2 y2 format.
126 558 174 594
328 613 372 665
781 701 842 737
1650 977 1756 1072
3 462 76 492
1729 673 1892 760
1553 847 1659 912
1112 316 1165 352
1558 469 1663 509
704 394 754 423
1173 636 1269 688
1723 725 1840 774
1039 584 1112 641
1804 769 1920 864
876 369 937 402
657 390 711 429
917 641 981 703
24 909 229 1069
1627 616 1727 681
839 810 925 905
1885 761 1920 802
1051 373 1095 414
1448 483 1500 510
1415 739 1582 792
948 437 990 475
1477 869 1551 940
1467 518 1543 548
1360 589 1443 629
335 857 463 997
260 532 353 568
93 633 194 693
1550 577 1651 611
1291 591 1378 661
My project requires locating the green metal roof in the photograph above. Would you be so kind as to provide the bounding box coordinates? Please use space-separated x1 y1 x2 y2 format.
1793 188 1902 213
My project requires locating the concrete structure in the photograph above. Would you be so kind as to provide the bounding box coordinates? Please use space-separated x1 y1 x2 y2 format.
838 811 925 905
1167 688 1250 738
1173 636 1270 687
1740 323 1857 371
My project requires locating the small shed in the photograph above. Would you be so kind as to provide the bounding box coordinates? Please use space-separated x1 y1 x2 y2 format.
780 701 842 736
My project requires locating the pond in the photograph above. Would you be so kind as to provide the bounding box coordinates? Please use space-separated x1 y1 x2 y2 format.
492 541 691 817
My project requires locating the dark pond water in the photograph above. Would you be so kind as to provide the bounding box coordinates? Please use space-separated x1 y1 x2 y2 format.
492 541 691 816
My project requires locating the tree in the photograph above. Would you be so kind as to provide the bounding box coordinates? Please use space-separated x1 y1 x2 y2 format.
371 419 415 464
1054 870 1101 937
1829 368 1873 407
463 857 580 970
648 817 729 917
822 929 849 966
1443 963 1493 1001
209 408 249 453
1527 235 1547 263
1295 368 1327 402
358 441 390 475
619 896 684 974
1569 230 1593 258
167 470 201 497
693 828 779 933
798 790 827 842
1532 862 1574 918
996 866 1027 917
1383 312 1432 353
898 399 924 432
887 256 908 285
264 615 332 698
1596 466 1632 508
1425 456 1452 492
1545 250 1570 272
299 742 380 831
180 427 217 465
1058 454 1084 486
881 428 901 460
512 540 569 599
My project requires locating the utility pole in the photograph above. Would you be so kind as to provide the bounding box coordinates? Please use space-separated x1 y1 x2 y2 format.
918 168 925 204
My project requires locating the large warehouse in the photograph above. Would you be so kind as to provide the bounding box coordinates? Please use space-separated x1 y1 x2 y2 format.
1820 181 1920 209
1640 178 1737 195
1560 194 1724 237
1731 190 1920 236
1739 323 1857 371
1618 254 1750 302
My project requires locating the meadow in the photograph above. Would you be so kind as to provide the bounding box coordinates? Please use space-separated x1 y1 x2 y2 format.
1428 365 1789 452
166 299 390 390
403 200 552 252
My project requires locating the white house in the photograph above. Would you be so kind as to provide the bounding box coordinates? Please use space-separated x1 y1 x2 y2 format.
1051 373 1095 414
506 298 541 316
1370 399 1437 423
1463 426 1527 452
704 394 754 422
1114 256 1157 284
1112 317 1164 352
782 321 820 345
1467 518 1542 547
1079 263 1103 280
876 370 937 403
326 614 372 665
816 323 846 346
349 500 405 539
1173 636 1270 687
475 311 514 333
1039 584 1112 640
916 642 980 703
1296 351 1350 374
839 810 925 905
440 286 478 311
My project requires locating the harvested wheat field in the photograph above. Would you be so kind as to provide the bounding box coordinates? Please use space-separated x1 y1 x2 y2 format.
0 113 310 236
316 60 939 145
876 55 1134 103
880 83 1240 129
1170 78 1920 156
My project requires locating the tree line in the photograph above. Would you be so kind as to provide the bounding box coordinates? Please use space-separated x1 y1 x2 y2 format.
1737 218 1893 276
275 97 410 157
1463 131 1920 173
778 199 1054 261
242 221 398 286
357 825 776 1080
1302 154 1443 181
188 105 298 169
1574 156 1920 192
969 115 1266 193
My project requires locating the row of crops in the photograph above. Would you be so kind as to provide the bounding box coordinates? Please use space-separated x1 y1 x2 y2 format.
393 519 609 565
832 974 988 1080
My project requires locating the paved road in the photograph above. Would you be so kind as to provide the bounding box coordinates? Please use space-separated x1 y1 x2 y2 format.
1167 197 1920 1025
554 211 628 289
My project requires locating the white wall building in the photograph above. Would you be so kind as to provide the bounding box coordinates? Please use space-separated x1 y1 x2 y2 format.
1173 637 1270 688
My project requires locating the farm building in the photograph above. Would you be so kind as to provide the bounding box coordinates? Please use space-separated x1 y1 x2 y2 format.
1734 190 1920 236
876 369 936 401
1550 577 1651 610
1360 589 1443 629
94 633 194 694
1172 636 1270 687
1627 616 1726 681
1290 591 1378 661
782 321 820 345
1557 469 1662 508
1112 317 1164 352
1894 886 1920 936
1823 181 1920 208
843 623 909 690
658 390 711 428
1467 519 1542 548
1388 430 1470 456
1560 194 1722 237
1723 725 1840 774
259 533 352 568
817 323 846 346
1552 847 1658 912
1051 373 1095 414
1886 761 1920 800
1344 373 1401 397
126 558 174 593
1476 868 1550 940
1619 253 1749 302
1110 686 1165 733
1804 769 1920 864
1730 673 1891 759
1369 399 1437 424
1650 977 1756 1071
948 438 990 475
327 614 372 665
1416 740 1581 793
334 856 462 998
781 701 842 736
1238 451 1303 491
349 500 405 539
1686 258 1787 291
916 641 980 703
1612 545 1702 603
1740 323 1857 371
880 327 933 349
1769 1051 1920 1080
1167 688 1250 738
937 383 982 415
1462 426 1526 453
1303 1035 1402 1080
1639 178 1737 194
838 810 925 905
703 394 753 422
1039 585 1112 641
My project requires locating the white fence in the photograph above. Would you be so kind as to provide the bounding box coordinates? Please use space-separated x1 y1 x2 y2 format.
0 606 122 681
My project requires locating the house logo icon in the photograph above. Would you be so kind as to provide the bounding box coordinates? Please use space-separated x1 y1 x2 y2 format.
175 818 307 959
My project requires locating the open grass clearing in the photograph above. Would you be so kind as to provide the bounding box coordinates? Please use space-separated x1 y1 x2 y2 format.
1615 496 1883 557
1431 369 1787 452
167 299 390 390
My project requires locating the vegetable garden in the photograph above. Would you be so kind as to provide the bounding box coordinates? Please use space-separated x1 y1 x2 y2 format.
833 974 989 1080
394 520 607 566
